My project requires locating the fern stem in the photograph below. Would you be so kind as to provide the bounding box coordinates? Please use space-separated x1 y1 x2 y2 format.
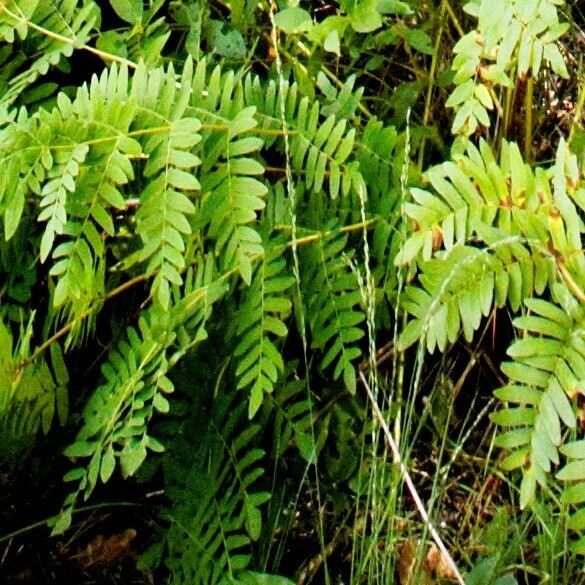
32 125 293 157
21 274 147 367
557 262 585 303
524 75 534 161
502 84 515 144
443 0 465 37
0 502 139 544
275 218 378 244
418 0 448 171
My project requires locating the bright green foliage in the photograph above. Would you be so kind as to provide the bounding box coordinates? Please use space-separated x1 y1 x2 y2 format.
396 138 559 351
447 0 569 135
398 241 548 353
493 289 579 487
243 75 357 200
133 60 202 308
493 282 585 551
399 133 585 549
2 0 585 580
204 105 266 285
397 139 553 263
143 391 271 585
54 264 226 534
0 315 68 460
0 0 100 111
0 5 402 575
189 62 268 284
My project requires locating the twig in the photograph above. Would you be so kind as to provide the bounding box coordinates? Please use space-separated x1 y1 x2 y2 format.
359 371 466 585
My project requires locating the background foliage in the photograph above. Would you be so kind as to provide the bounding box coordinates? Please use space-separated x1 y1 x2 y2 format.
1 0 585 583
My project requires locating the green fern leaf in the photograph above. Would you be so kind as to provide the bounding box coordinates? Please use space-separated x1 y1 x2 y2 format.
396 139 548 266
38 143 88 262
447 0 568 135
0 314 67 462
54 270 225 534
399 236 554 353
200 107 267 284
243 75 356 199
493 286 582 513
270 371 315 460
157 392 270 585
235 247 294 417
0 0 100 108
133 60 202 308
302 230 365 392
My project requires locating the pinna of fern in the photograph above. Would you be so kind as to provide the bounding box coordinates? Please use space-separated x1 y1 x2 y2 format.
446 0 569 137
144 387 271 585
0 0 101 114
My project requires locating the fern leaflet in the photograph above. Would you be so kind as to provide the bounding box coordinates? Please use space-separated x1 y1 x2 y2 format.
235 246 295 417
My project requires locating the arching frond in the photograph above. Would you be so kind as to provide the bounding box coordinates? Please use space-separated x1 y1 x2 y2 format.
0 0 100 110
244 74 356 200
493 285 582 517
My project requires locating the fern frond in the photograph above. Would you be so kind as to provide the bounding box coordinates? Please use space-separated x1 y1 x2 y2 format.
132 59 202 308
54 312 173 533
1 63 134 332
54 273 225 534
270 372 315 460
190 59 246 121
397 139 583 353
399 236 554 353
317 72 364 119
355 117 399 204
355 118 402 295
205 106 266 285
243 74 356 200
396 139 549 265
447 0 568 135
0 0 100 109
302 230 365 393
492 284 582 515
235 246 295 418
187 61 267 285
0 314 68 462
159 392 270 585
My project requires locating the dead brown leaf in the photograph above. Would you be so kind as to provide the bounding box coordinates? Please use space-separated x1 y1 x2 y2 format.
397 538 434 585
397 538 458 584
65 528 137 570
425 543 457 580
